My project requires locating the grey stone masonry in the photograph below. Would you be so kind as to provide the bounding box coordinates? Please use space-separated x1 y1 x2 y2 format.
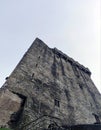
0 38 101 130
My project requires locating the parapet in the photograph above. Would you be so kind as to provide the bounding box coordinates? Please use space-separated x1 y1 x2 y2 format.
53 47 91 76
33 38 91 76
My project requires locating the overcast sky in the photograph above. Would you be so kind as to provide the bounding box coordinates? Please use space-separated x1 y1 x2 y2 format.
0 0 101 92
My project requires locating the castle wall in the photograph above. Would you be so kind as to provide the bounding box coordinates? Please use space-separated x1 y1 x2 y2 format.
1 38 101 129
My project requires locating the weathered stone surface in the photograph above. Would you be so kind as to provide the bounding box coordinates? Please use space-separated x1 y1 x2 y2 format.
0 38 101 130
0 88 22 128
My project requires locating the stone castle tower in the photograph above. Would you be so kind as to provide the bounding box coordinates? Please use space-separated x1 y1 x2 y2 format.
0 38 101 130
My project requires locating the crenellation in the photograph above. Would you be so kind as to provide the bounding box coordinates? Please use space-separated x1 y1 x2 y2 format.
53 47 91 76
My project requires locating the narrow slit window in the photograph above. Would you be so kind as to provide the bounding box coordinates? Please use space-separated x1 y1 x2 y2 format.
38 56 40 59
36 64 38 67
79 84 83 90
54 99 60 107
32 73 34 78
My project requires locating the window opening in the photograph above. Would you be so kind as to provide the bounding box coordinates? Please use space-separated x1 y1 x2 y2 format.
92 113 101 124
54 99 60 107
36 64 38 67
32 73 34 78
38 56 40 59
79 84 83 90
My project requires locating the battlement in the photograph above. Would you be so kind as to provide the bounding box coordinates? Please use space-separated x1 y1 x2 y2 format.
33 38 91 76
53 47 91 76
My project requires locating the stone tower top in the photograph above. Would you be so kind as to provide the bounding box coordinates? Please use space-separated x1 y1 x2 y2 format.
0 38 101 130
31 38 91 76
